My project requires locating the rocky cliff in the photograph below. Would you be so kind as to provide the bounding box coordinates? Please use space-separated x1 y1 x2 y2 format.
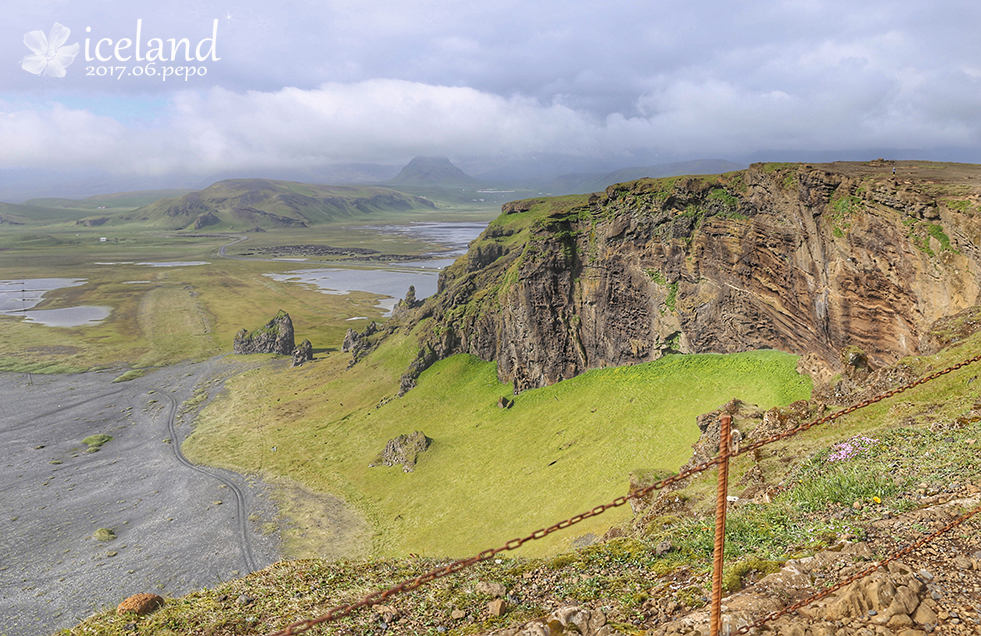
394 161 981 392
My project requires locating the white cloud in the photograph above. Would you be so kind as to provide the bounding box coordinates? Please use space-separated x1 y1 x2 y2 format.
5 0 981 183
4 62 981 181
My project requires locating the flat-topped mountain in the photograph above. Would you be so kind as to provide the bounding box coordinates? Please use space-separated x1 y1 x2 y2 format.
74 179 436 230
386 156 484 189
393 160 981 392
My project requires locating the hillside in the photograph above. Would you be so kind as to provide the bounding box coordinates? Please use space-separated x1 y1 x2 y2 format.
73 179 437 230
545 159 745 195
0 200 96 224
392 160 981 393
61 316 981 636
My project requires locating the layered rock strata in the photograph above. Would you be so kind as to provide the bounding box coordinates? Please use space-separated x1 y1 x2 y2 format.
395 162 981 392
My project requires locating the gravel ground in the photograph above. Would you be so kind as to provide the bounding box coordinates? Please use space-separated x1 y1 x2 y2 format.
0 359 281 636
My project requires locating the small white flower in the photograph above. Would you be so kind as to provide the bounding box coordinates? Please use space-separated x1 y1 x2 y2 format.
21 23 79 78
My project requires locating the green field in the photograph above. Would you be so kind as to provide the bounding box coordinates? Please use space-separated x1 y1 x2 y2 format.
0 215 489 372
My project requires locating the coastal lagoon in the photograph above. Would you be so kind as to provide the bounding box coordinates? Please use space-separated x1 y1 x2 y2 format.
0 278 111 327
268 221 487 315
266 267 439 315
367 221 489 257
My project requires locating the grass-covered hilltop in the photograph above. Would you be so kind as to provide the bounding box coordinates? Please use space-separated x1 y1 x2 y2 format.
4 161 979 636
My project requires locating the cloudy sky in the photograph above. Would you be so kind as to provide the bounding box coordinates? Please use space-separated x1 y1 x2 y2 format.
3 0 981 198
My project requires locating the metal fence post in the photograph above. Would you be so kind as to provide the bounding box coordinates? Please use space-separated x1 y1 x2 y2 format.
710 413 732 636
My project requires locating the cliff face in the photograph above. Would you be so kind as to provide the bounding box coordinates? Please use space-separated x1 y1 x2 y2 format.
399 162 981 392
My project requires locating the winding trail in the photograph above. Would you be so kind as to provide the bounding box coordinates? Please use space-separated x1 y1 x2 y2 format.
158 386 259 573
217 235 250 259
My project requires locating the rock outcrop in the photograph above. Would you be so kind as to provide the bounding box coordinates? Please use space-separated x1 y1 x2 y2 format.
233 310 295 355
648 542 972 636
390 285 423 320
396 162 981 393
291 339 313 367
369 431 431 473
343 322 381 367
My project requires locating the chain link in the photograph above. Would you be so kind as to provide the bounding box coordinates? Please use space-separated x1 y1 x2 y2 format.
268 353 981 636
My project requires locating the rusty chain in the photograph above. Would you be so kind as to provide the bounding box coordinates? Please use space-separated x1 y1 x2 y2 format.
734 500 981 634
268 352 981 636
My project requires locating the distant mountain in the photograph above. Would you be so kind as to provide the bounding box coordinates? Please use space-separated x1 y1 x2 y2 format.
0 199 107 224
545 159 745 194
192 164 403 190
387 157 484 189
25 190 195 211
74 179 437 231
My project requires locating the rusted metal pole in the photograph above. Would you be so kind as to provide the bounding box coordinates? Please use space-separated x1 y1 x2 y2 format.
710 413 732 636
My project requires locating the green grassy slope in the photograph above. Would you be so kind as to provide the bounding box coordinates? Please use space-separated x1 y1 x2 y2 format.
184 340 811 558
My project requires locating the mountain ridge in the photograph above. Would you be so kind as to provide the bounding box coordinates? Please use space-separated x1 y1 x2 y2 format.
72 178 437 230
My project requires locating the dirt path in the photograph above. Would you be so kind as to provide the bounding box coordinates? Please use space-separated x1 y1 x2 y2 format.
0 359 279 636
157 384 258 573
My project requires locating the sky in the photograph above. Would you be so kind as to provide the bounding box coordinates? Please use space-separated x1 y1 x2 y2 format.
3 0 981 198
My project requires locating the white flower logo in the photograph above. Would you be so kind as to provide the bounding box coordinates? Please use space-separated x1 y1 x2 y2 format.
21 23 79 77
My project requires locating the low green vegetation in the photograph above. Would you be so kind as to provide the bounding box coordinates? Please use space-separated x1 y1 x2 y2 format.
112 369 146 382
902 219 957 257
83 434 113 450
93 528 116 542
664 281 679 312
827 191 862 236
722 556 784 593
927 223 955 252
707 187 739 209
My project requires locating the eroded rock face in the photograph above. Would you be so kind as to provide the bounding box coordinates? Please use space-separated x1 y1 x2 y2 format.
400 162 981 392
233 310 295 355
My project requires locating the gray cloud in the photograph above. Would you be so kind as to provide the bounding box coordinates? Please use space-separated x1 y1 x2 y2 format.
3 0 981 186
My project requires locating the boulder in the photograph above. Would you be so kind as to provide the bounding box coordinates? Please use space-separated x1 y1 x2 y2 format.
233 310 295 355
117 593 165 616
477 581 507 597
370 431 431 472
